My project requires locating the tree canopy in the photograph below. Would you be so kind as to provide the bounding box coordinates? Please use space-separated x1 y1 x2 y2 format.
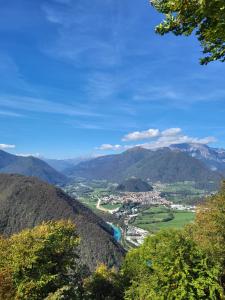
122 229 224 300
1 183 225 299
151 0 225 64
83 264 123 300
0 220 83 300
192 181 225 289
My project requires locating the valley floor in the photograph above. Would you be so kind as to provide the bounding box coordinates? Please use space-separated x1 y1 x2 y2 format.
63 180 212 248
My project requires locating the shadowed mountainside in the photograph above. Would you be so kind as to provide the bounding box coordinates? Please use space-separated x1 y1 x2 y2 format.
0 150 68 185
116 177 153 192
65 147 222 190
0 174 125 271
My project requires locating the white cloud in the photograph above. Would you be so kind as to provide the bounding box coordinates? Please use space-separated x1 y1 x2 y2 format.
161 128 182 137
122 129 160 141
122 128 181 142
142 135 216 150
99 127 217 152
97 144 126 151
0 144 15 150
16 153 41 158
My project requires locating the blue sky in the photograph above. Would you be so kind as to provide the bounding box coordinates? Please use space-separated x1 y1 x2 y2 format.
0 0 225 158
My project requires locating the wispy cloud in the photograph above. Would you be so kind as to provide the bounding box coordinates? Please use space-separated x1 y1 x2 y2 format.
0 144 16 150
40 0 225 116
132 83 225 107
66 117 138 131
65 120 104 130
41 0 123 68
132 86 181 102
52 0 71 4
0 52 32 93
0 95 100 117
0 110 23 117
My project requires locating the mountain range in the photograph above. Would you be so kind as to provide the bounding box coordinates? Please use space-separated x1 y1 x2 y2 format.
0 150 67 185
169 143 225 174
0 174 125 271
65 146 223 190
43 157 91 172
0 144 224 270
1 143 225 190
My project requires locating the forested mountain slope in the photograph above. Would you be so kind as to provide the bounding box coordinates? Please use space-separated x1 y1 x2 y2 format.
66 147 222 189
0 150 67 185
0 174 125 271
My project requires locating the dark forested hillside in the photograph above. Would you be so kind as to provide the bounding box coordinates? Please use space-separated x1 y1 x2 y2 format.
0 150 68 185
116 177 153 192
0 174 125 271
65 147 222 189
65 147 150 179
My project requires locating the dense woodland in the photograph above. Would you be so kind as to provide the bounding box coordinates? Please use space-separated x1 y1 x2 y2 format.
0 182 225 299
0 174 124 273
66 148 222 191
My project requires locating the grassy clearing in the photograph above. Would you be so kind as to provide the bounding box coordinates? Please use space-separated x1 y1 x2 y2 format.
101 203 121 210
78 197 98 212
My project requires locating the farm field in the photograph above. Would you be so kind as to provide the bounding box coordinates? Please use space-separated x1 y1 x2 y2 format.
156 181 210 204
133 206 195 232
101 203 121 210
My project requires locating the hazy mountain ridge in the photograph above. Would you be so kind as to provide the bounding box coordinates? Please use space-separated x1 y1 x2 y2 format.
44 157 92 172
65 147 151 180
66 147 222 190
0 174 125 271
0 150 68 185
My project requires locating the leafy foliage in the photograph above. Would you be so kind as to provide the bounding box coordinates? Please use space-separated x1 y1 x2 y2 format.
0 267 15 300
0 237 15 299
122 229 224 299
0 174 125 272
0 220 83 300
1 177 225 299
192 181 225 289
151 0 225 64
83 264 124 300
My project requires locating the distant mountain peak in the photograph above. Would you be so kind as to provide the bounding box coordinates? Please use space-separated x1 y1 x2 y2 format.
124 146 149 153
0 149 68 185
170 143 225 173
65 146 222 190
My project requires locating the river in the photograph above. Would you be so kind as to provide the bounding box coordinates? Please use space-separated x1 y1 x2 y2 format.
108 223 122 242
